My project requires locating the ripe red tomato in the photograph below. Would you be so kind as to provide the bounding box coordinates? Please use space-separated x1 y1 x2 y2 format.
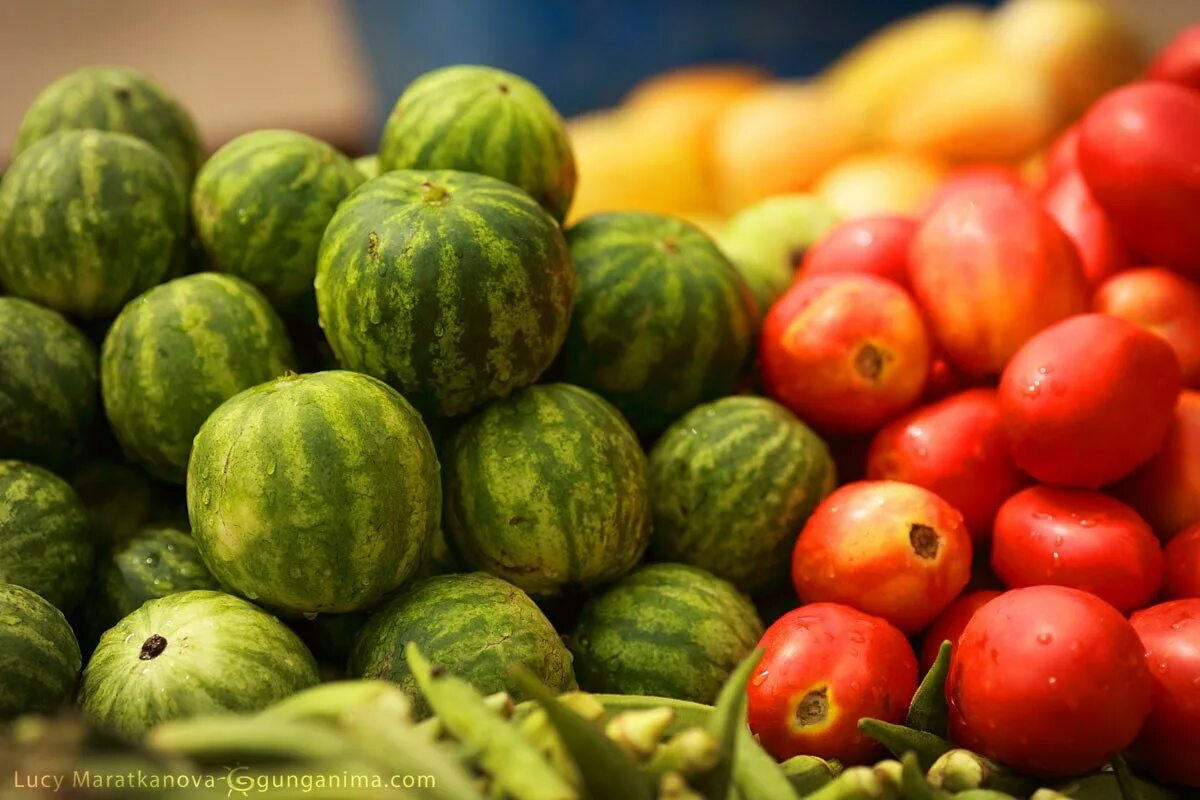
991 486 1164 614
746 602 918 764
1131 600 1200 787
760 274 931 434
998 313 1181 488
1147 25 1200 92
1116 391 1200 539
1094 267 1200 388
799 215 918 288
909 185 1089 377
866 388 1027 540
1040 124 1081 190
921 353 967 402
1079 82 1200 273
792 480 972 633
947 585 1153 778
1041 168 1129 287
1164 524 1200 599
919 589 1002 673
922 165 1029 217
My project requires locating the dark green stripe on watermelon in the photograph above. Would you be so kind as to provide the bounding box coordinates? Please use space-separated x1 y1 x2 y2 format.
443 383 650 595
569 563 763 704
315 169 574 418
192 130 365 310
556 212 758 436
0 460 94 614
79 590 319 741
649 396 836 594
187 371 440 614
101 272 296 484
0 583 81 720
0 130 187 320
14 65 203 184
349 572 574 716
379 65 576 222
0 297 98 470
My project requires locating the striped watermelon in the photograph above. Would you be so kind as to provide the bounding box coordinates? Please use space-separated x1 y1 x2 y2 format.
101 273 296 483
315 169 573 418
648 396 837 593
0 461 94 613
354 154 380 180
14 65 202 184
349 572 575 715
0 130 187 320
569 563 763 704
187 370 440 614
0 297 98 470
378 65 576 222
192 130 365 309
79 590 319 740
0 583 81 720
557 212 758 435
443 383 650 595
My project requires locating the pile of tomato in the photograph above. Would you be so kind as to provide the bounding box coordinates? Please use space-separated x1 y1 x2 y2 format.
745 25 1200 788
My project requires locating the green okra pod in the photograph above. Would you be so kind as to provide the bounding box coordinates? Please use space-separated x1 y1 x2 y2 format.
951 791 1021 800
647 727 720 777
907 642 952 737
901 751 953 800
804 765 896 800
259 679 412 725
607 707 677 760
858 718 952 771
927 749 1033 796
779 754 841 795
692 649 763 800
146 715 350 764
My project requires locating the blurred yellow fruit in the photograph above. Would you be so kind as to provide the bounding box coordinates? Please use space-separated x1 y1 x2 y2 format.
814 150 946 219
885 56 1059 162
712 82 866 213
990 0 1145 118
624 64 768 116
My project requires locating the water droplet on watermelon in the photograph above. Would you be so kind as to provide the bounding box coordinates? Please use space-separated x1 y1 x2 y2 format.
266 462 276 476
237 209 250 224
202 489 211 506
142 667 150 675
144 554 158 566
302 611 318 621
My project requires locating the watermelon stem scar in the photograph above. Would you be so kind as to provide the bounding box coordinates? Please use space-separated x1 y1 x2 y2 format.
139 634 168 660
419 182 449 203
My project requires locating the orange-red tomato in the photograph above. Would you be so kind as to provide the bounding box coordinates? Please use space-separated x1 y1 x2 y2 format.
919 589 1003 674
1147 25 1200 93
1131 600 1200 787
799 215 918 288
1164 524 1200 599
1116 391 1200 539
1094 267 1200 388
1041 168 1130 287
1041 124 1081 190
922 165 1028 218
791 480 972 633
746 602 917 764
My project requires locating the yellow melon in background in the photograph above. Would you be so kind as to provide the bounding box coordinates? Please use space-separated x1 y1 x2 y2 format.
814 150 946 219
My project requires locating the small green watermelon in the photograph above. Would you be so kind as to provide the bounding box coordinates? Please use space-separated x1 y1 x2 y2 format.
353 154 380 180
0 583 81 720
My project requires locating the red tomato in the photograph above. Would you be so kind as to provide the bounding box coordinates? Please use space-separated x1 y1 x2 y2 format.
792 480 973 633
1164 524 1200 599
1094 267 1200 388
921 353 967 402
1079 82 1200 273
909 185 1089 377
991 486 1164 613
947 586 1153 778
866 388 1027 540
998 313 1181 488
1041 124 1081 190
1116 391 1200 539
922 165 1029 218
799 215 918 288
919 589 1003 673
760 274 931 434
1131 600 1200 787
746 602 918 764
1147 25 1200 92
1041 168 1130 287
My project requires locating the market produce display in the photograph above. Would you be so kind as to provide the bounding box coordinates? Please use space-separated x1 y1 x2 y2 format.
3 1 1200 797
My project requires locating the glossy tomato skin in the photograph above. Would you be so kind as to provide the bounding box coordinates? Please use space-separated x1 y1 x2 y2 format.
922 165 1029 218
1164 524 1200 599
921 353 967 402
792 480 972 633
947 585 1153 778
747 602 918 764
1147 25 1200 92
1116 391 1200 539
1095 267 1200 388
909 185 1089 377
1041 168 1129 287
991 486 1164 613
1041 124 1081 190
1079 82 1200 273
799 215 918 288
998 313 1182 488
1131 600 1200 787
866 388 1027 540
919 589 1002 673
760 274 931 434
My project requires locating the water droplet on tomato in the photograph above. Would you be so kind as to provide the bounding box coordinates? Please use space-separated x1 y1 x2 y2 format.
1053 535 1064 547
1037 632 1053 644
752 670 769 687
1047 676 1057 685
1078 517 1096 528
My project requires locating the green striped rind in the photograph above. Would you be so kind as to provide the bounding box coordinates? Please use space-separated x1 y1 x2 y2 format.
0 130 187 320
79 590 319 740
0 583 81 720
0 461 94 613
648 396 836 593
101 273 296 483
315 169 574 418
379 65 576 222
186 371 440 614
0 297 98 470
569 563 764 704
558 212 759 435
353 154 380 180
349 572 575 716
444 383 650 594
14 66 202 184
192 130 365 309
